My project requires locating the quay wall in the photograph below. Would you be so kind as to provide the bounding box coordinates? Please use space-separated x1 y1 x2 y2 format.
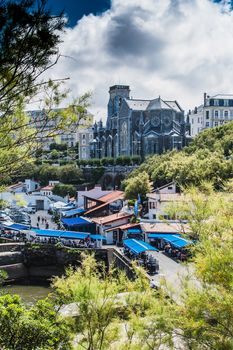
0 243 136 282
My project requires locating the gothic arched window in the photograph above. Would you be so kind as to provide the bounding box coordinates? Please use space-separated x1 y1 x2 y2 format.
121 122 127 150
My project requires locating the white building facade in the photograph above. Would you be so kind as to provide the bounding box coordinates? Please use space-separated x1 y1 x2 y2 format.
78 128 93 160
190 93 233 137
146 182 180 221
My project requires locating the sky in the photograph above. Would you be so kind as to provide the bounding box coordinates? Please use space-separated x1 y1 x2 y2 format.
35 0 233 121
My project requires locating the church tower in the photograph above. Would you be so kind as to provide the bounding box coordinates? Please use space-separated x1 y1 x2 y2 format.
107 85 130 129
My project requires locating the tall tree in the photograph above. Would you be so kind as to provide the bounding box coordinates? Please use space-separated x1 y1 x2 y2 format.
0 0 90 182
123 171 152 201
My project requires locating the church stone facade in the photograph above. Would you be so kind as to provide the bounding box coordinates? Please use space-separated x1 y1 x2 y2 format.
91 85 190 159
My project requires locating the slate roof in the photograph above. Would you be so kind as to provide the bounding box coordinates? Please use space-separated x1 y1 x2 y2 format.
210 94 233 99
81 187 112 201
147 98 171 110
125 97 183 112
126 99 150 110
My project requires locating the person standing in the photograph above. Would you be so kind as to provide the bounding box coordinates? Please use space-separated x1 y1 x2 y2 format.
37 216 40 223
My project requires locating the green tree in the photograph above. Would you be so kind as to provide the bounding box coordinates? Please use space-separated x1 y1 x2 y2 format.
38 164 59 186
50 149 60 160
0 294 72 349
123 171 152 201
164 187 233 349
0 0 91 183
59 164 83 184
52 183 76 198
128 122 233 190
52 254 173 350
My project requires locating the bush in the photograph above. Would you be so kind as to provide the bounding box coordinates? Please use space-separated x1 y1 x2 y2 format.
52 183 76 198
131 155 141 165
101 157 114 166
116 156 131 166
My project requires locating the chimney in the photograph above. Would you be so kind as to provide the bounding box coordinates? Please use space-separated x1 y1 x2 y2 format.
204 92 207 106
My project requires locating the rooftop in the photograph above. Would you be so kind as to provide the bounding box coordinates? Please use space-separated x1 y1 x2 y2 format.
209 94 233 99
80 187 112 201
40 185 54 191
98 191 124 203
147 192 183 202
141 222 190 234
104 222 140 232
91 212 133 225
126 97 183 112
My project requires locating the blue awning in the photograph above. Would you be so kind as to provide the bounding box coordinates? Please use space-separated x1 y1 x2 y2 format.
127 228 142 234
148 233 181 239
61 208 86 217
171 238 191 248
123 239 158 254
3 223 31 231
148 234 191 248
90 234 106 240
61 217 92 227
34 229 89 240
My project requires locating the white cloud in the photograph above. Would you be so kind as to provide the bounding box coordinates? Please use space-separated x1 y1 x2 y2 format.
40 0 233 120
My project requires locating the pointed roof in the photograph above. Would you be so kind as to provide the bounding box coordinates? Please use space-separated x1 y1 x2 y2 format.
125 99 150 110
124 97 183 112
147 97 171 110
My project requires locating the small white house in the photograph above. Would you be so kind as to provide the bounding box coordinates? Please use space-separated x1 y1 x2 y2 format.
40 185 54 197
25 179 40 193
91 212 133 244
39 181 59 197
146 182 183 220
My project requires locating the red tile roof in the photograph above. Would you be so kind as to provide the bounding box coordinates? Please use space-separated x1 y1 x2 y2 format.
84 202 108 215
40 185 54 191
98 191 124 203
104 222 140 232
84 191 124 215
91 212 133 225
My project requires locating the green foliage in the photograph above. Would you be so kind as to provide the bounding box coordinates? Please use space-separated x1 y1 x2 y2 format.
129 122 233 189
52 253 173 350
37 164 59 185
33 164 83 186
59 164 83 185
101 157 115 166
0 0 91 184
50 149 60 160
116 156 132 166
88 166 105 184
77 156 141 167
123 171 152 201
0 270 7 285
0 294 72 349
49 143 68 151
0 199 9 209
52 183 76 198
173 189 233 350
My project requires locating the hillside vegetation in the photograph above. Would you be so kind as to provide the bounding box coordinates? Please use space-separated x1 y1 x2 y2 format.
129 121 233 189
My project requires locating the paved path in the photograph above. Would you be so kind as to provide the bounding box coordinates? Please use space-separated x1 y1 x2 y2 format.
30 210 57 230
149 251 193 296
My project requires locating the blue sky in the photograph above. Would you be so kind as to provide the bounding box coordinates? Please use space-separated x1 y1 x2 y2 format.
47 0 111 27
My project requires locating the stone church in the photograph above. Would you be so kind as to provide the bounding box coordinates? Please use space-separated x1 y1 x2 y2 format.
91 85 190 159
